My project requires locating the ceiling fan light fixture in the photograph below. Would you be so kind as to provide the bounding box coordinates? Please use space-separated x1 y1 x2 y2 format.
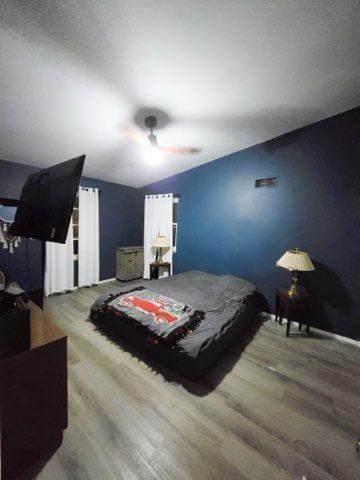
144 146 163 165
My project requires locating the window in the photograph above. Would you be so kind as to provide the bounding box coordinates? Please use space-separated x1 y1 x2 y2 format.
173 197 179 253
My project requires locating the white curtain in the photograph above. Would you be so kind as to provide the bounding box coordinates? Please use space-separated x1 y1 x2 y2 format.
78 187 99 287
143 193 173 279
44 217 74 296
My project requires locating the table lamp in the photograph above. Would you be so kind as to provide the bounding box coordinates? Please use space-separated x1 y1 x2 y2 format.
152 235 170 264
276 248 315 296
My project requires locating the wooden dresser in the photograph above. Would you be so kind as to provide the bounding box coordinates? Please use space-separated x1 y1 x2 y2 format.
116 246 144 281
0 301 67 480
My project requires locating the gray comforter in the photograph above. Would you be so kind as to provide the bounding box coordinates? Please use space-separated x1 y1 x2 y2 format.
145 271 255 357
92 270 256 358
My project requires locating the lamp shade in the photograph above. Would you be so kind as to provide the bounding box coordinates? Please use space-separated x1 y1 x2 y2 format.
276 249 315 271
152 235 170 248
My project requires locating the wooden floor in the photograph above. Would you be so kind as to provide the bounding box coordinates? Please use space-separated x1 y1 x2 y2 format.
36 281 360 480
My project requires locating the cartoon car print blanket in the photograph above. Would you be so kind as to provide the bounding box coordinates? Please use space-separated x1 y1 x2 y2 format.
103 287 205 343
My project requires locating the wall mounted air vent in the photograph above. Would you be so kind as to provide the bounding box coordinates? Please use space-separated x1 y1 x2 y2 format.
255 176 278 188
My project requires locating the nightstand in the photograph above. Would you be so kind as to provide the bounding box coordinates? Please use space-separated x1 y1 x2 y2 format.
150 262 171 280
275 288 313 337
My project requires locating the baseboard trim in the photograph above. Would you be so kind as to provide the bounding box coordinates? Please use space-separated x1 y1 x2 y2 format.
97 278 116 284
260 312 359 347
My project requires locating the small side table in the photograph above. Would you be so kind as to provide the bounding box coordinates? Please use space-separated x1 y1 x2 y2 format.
275 288 313 337
150 262 171 280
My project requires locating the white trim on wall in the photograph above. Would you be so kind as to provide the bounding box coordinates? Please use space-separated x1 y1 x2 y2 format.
259 312 359 348
97 277 116 284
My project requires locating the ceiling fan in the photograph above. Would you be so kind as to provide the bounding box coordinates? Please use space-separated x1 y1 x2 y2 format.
125 116 201 155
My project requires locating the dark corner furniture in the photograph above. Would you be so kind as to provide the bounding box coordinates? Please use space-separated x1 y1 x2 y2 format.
0 300 67 479
275 288 313 337
150 262 171 279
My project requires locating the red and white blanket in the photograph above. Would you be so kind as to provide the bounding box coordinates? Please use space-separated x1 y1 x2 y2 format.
104 287 204 342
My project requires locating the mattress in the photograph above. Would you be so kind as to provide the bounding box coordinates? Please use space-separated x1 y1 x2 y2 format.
90 270 261 378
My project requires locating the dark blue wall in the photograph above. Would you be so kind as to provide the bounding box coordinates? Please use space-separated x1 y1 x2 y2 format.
144 108 360 340
80 176 142 280
0 159 142 289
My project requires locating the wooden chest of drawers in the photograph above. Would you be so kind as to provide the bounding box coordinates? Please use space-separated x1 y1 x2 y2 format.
116 246 143 281
0 301 67 479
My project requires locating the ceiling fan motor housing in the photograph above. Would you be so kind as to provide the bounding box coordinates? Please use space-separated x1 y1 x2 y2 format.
144 116 158 130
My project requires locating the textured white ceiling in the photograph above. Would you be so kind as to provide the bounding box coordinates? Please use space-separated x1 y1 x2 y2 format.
0 0 359 187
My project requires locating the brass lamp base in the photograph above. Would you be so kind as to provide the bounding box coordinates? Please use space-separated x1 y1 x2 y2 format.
287 270 299 296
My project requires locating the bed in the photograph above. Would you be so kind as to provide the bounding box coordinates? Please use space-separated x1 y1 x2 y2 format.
90 270 262 379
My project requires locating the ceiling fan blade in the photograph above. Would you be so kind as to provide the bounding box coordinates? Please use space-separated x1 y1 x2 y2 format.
123 125 149 146
160 146 201 155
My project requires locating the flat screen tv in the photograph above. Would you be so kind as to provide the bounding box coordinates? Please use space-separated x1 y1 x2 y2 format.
8 155 85 243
